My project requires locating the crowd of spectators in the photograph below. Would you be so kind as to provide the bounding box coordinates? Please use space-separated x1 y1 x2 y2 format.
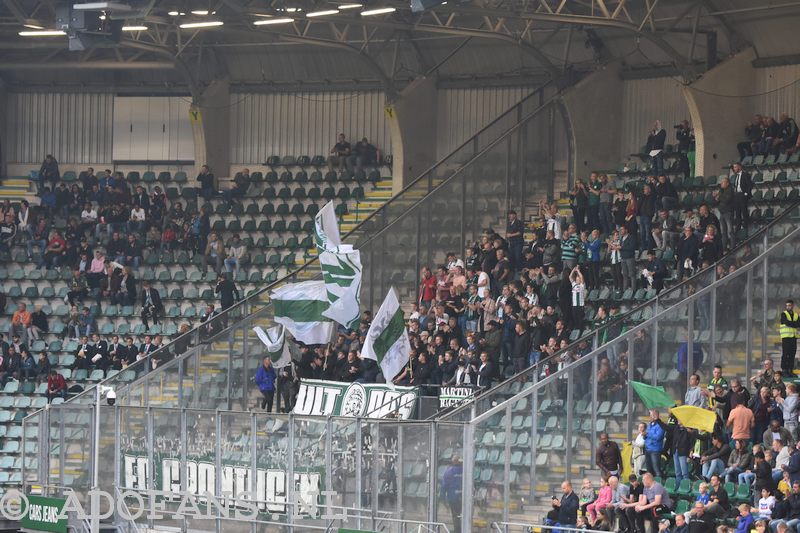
545 356 800 533
737 114 800 159
0 158 261 401
260 119 765 412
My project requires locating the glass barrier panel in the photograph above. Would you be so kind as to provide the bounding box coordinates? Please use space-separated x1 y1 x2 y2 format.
254 413 290 527
119 406 147 524
219 411 254 531
433 421 466 530
329 417 358 521
150 408 183 530
654 297 690 400
398 422 433 526
292 416 329 530
184 409 218 531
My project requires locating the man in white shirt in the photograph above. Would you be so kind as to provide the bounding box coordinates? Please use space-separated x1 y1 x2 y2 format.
475 268 490 299
80 202 98 234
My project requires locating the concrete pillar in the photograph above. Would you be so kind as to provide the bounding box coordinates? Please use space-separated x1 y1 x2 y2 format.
190 79 231 182
385 76 438 194
683 48 757 178
560 62 624 182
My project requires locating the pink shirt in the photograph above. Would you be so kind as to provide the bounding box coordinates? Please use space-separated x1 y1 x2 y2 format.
593 485 612 508
90 257 106 273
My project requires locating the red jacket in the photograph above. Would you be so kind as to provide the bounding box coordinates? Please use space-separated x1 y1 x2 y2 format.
47 373 66 392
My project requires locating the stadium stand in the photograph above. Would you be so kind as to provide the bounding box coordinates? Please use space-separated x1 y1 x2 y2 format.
5 6 800 526
0 155 394 493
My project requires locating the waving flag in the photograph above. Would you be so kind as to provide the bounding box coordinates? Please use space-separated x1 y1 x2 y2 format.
253 325 292 367
362 288 410 383
271 281 335 345
320 246 362 330
314 201 362 329
314 201 341 251
630 381 675 410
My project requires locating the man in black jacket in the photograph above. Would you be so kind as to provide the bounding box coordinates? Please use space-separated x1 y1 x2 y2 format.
730 163 752 232
776 480 800 531
140 281 163 330
215 274 240 328
476 351 494 390
704 475 730 519
510 321 532 374
637 185 657 252
676 227 700 281
619 226 638 291
687 501 714 533
546 480 579 530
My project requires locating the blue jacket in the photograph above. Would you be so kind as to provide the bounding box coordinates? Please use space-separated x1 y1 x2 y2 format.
645 420 665 453
255 364 277 392
587 239 602 262
735 512 754 533
440 464 463 504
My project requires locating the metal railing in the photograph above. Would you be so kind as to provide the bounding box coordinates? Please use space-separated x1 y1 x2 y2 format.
459 208 800 527
23 205 798 531
441 199 800 421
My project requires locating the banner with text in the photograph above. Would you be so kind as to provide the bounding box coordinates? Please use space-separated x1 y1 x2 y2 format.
20 496 68 533
122 453 323 518
438 386 477 409
293 379 418 419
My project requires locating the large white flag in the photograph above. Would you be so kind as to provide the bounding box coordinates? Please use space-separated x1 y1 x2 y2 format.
314 201 362 329
362 288 411 383
320 246 362 330
271 280 335 345
252 325 292 368
314 201 341 251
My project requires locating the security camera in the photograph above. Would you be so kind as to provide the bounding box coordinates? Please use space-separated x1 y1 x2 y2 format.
106 389 116 406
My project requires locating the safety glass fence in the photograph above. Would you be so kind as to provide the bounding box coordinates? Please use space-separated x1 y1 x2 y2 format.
442 201 800 423
24 405 464 533
462 216 800 527
22 215 798 531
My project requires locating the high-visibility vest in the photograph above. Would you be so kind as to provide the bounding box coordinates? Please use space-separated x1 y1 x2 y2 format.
780 310 800 338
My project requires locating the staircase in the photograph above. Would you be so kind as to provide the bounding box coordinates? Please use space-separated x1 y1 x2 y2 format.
0 177 39 204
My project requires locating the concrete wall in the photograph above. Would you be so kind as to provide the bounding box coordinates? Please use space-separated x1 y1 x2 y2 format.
192 80 231 182
386 76 438 194
683 48 757 177
561 63 624 182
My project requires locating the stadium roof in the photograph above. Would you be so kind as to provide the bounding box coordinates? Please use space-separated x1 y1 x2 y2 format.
0 0 798 94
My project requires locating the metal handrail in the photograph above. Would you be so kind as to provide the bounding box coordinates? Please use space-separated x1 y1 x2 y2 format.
492 522 610 533
440 199 800 419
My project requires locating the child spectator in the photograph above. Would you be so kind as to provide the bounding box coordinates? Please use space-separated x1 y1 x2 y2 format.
758 488 776 520
578 478 596 517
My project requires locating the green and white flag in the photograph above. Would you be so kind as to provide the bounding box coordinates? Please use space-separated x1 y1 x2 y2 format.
314 201 362 329
252 325 292 368
271 280 335 345
320 246 362 330
362 287 410 383
314 201 341 251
